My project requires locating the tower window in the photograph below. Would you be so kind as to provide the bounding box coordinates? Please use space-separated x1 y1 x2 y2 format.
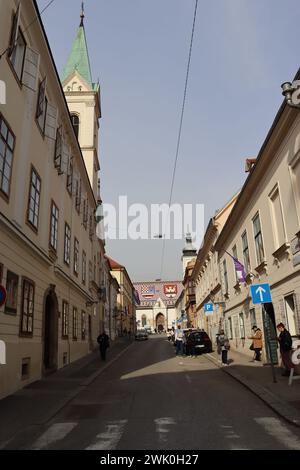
71 114 79 139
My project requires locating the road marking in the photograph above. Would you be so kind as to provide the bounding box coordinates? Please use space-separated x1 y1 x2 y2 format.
86 420 127 450
255 417 300 450
185 374 192 384
31 422 77 450
155 417 176 444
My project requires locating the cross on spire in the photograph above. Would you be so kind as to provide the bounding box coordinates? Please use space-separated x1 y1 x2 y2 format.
80 2 85 27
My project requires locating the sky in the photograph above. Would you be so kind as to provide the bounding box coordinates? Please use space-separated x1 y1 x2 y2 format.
38 0 300 282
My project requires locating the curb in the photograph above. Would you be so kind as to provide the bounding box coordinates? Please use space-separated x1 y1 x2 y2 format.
205 353 300 429
41 341 134 424
80 341 134 387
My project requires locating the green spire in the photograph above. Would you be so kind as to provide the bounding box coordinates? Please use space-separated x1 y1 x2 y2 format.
61 4 93 87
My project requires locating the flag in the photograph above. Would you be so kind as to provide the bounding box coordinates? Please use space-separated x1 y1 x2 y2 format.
225 251 247 283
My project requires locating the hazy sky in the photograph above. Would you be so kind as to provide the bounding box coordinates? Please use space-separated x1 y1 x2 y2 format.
38 0 300 282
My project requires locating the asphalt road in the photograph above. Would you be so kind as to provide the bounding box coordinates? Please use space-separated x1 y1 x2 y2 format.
7 335 300 450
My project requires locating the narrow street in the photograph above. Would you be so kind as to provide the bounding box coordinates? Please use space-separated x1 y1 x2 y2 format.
3 335 300 450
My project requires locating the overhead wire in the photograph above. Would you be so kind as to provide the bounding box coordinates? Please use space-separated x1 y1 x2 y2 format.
159 0 199 280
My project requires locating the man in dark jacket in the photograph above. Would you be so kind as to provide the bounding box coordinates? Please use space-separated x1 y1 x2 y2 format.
277 323 293 376
97 331 110 361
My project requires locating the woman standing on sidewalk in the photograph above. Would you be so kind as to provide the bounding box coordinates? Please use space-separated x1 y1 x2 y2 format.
248 326 263 362
217 330 230 366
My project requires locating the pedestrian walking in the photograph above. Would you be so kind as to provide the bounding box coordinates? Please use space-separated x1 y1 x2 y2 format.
277 323 293 376
217 329 230 365
175 325 184 356
97 330 110 361
248 325 263 362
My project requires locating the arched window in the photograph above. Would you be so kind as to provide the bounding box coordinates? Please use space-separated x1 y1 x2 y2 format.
71 114 79 139
142 315 147 327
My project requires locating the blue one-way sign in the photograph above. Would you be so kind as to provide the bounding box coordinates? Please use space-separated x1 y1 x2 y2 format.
204 303 214 314
250 283 272 304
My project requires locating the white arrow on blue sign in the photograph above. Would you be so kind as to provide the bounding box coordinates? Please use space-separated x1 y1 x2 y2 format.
204 303 214 314
250 283 272 304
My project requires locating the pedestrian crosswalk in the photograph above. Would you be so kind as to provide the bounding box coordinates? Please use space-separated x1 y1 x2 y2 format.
27 415 300 450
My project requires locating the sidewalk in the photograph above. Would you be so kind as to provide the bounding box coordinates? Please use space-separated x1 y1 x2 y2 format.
0 337 133 447
206 348 300 428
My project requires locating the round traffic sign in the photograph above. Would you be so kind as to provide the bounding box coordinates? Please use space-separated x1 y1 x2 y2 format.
0 285 7 307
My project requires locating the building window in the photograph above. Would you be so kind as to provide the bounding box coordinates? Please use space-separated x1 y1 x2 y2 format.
49 201 59 251
82 251 86 285
83 199 88 229
253 213 265 265
21 357 30 380
73 307 78 340
142 315 147 327
232 245 238 282
54 126 62 171
81 311 86 340
228 317 233 339
269 186 286 250
250 308 257 329
223 259 228 294
71 114 79 139
66 158 73 194
5 270 19 315
242 231 250 273
75 178 81 213
239 312 245 339
89 260 93 286
27 167 41 230
62 301 69 338
20 279 34 336
74 238 79 275
89 214 94 240
0 115 15 199
36 79 47 134
64 223 71 265
9 26 26 82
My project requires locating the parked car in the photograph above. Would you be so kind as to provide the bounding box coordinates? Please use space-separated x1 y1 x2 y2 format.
185 330 212 355
135 329 149 341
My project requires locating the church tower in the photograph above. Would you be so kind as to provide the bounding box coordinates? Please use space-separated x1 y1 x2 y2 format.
61 4 101 200
181 233 197 276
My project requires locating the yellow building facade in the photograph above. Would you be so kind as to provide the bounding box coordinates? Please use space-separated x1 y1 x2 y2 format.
0 0 104 399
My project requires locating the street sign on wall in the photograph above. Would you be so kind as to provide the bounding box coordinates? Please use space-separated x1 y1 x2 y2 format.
250 283 272 304
204 303 214 314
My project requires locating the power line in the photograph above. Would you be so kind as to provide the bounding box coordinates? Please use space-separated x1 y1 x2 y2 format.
0 0 56 60
159 0 199 280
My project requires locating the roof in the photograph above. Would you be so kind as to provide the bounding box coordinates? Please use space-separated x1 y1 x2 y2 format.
134 281 184 307
61 21 94 89
106 256 124 270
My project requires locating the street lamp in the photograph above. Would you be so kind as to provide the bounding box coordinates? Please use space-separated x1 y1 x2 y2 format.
281 80 300 108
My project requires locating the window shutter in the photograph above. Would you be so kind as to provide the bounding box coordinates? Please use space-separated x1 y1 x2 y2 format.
8 3 21 56
279 298 286 325
61 141 70 174
45 102 58 140
293 293 300 335
22 46 40 91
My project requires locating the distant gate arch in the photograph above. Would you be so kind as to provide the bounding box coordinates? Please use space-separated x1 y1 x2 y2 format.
156 313 165 332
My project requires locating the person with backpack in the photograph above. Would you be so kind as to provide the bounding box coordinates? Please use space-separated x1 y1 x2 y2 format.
277 323 293 376
97 330 110 361
217 329 230 366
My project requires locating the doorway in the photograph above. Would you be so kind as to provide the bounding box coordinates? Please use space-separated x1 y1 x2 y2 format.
43 289 58 374
156 313 165 333
262 303 278 364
